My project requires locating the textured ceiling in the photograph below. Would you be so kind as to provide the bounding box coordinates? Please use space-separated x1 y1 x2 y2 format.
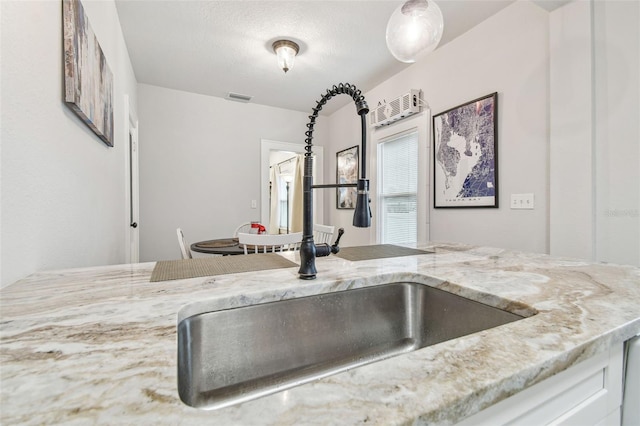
115 1 562 115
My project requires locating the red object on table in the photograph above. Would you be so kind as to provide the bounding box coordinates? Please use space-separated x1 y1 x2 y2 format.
251 223 266 234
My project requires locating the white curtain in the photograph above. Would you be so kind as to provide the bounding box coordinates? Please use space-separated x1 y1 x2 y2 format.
291 154 305 233
269 166 280 234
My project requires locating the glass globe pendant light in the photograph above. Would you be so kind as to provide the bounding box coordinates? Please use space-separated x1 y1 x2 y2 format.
386 0 444 63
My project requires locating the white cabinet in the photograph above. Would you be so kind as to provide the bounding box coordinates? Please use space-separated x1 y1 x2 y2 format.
458 344 624 425
622 335 640 426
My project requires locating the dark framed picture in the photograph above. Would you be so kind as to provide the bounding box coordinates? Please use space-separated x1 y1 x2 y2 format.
432 92 498 208
336 145 359 209
63 0 114 147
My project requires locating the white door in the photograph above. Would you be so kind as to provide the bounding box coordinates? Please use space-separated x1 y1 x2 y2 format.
124 95 140 263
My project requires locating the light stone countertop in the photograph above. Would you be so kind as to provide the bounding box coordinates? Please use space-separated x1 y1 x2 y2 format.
1 243 639 425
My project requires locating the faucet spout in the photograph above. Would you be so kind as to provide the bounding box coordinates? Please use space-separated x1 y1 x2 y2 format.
298 83 371 280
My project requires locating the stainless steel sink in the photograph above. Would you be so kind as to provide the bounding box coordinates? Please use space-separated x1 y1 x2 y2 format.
177 282 529 410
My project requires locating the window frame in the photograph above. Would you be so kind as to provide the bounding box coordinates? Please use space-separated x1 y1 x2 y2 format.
370 112 430 245
377 129 419 244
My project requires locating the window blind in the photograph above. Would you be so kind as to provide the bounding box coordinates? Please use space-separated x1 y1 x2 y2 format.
378 131 418 244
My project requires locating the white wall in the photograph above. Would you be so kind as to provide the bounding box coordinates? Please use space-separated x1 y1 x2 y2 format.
327 1 550 253
1 0 138 287
593 0 640 266
137 84 327 262
550 0 640 267
549 0 594 260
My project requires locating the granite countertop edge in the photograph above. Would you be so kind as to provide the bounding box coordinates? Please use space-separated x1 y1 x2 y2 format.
1 242 639 425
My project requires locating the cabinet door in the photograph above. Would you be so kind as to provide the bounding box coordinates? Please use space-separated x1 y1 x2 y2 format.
458 344 623 426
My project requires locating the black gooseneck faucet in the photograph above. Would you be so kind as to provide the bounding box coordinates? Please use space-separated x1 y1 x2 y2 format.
298 83 372 280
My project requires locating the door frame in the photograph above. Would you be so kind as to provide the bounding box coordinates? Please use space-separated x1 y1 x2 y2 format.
260 139 324 227
124 94 140 263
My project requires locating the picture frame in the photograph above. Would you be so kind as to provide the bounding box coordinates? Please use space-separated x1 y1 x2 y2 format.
336 145 359 209
432 92 498 208
63 0 114 147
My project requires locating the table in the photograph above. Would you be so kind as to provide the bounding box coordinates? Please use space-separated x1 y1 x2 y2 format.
190 238 245 255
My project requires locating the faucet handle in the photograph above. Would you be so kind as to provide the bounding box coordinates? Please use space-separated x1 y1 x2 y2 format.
330 228 345 254
333 228 344 246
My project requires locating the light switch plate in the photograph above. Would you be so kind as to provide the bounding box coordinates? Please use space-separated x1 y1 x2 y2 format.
510 193 534 210
251 200 257 209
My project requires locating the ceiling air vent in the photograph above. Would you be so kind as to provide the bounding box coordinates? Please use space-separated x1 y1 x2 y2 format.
370 89 422 128
226 92 253 103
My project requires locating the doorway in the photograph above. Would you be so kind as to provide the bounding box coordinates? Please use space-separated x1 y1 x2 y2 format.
270 151 298 234
260 139 324 229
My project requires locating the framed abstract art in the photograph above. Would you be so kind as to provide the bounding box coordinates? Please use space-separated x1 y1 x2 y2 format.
63 0 114 146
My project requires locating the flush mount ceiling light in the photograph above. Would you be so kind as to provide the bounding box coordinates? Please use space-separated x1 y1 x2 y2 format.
272 40 299 73
386 0 444 63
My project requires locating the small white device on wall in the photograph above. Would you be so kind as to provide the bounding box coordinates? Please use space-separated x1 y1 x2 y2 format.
370 89 421 128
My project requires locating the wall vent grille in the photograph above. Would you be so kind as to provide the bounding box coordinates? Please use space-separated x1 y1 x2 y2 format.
226 92 253 103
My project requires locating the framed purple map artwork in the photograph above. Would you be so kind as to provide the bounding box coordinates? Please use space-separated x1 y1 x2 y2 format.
63 0 114 147
433 92 498 208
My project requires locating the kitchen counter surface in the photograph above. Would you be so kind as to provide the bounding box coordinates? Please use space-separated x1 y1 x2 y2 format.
1 243 639 425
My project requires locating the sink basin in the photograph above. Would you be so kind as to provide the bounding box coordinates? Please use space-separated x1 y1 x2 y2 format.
177 282 529 410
